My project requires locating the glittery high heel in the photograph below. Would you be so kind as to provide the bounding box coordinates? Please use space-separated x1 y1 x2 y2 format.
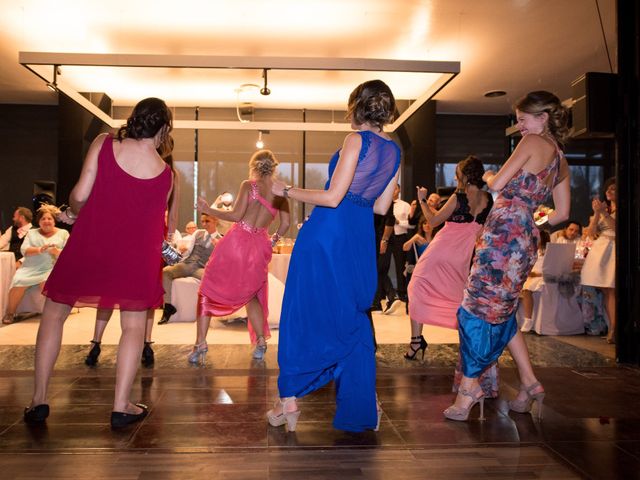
252 335 267 360
267 396 300 431
187 341 208 365
508 381 545 420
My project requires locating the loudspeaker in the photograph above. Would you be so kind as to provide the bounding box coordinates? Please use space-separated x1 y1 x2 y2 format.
33 180 56 212
570 72 617 138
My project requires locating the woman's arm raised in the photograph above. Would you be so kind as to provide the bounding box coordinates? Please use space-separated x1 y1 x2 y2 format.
273 133 361 208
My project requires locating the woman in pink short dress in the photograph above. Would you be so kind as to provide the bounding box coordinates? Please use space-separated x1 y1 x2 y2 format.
190 150 290 363
24 98 176 428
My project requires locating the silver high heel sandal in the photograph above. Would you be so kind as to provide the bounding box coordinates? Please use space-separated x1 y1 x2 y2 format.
252 335 267 360
187 341 208 365
267 396 300 431
508 381 545 420
443 385 485 421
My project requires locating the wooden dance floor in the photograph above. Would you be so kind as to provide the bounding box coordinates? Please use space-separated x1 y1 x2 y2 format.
0 339 638 479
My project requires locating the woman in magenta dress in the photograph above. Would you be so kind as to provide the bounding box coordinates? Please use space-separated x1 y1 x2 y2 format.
24 98 175 428
445 91 571 422
191 150 290 363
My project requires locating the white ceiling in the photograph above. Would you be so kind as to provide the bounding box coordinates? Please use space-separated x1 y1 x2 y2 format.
0 0 617 115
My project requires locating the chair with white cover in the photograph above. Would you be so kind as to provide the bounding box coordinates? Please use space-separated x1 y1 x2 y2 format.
15 285 46 315
530 243 584 335
169 274 284 327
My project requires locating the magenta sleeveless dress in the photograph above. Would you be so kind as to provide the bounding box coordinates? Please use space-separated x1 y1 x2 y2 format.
43 135 171 311
198 181 277 344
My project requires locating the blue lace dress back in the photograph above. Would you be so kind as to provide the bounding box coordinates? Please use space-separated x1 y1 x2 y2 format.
277 130 400 432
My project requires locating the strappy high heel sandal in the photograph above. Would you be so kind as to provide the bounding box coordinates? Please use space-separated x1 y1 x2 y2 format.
252 335 267 360
404 335 428 360
267 396 300 431
84 340 101 366
444 385 485 421
187 341 208 365
2 313 15 325
508 381 545 420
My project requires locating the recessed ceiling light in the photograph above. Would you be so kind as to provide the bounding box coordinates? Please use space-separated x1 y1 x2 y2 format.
484 90 506 98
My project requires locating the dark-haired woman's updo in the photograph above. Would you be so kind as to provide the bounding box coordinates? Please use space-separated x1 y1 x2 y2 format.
458 155 485 188
514 91 570 145
117 97 173 151
346 79 396 131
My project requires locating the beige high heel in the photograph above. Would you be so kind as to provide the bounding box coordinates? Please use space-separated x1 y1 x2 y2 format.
443 385 485 421
508 381 545 420
267 396 300 431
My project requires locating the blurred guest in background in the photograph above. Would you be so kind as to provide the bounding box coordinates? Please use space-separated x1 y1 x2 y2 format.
0 206 33 264
581 177 616 343
3 205 68 325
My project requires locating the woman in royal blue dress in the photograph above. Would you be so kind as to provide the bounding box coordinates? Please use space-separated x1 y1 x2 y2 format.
268 80 401 432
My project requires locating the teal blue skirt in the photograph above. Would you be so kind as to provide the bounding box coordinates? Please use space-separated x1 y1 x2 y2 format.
457 306 517 378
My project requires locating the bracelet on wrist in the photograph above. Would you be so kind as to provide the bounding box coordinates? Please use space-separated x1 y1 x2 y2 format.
282 185 293 199
381 238 389 243
65 208 77 220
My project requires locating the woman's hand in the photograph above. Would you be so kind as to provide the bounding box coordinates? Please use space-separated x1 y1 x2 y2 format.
482 170 496 184
272 179 286 197
196 196 212 215
592 198 608 215
416 186 428 203
57 210 76 225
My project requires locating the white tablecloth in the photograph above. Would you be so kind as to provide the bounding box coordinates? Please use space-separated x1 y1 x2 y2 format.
0 252 17 317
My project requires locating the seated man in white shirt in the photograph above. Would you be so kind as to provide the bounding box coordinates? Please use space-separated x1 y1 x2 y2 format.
0 207 33 266
551 220 582 244
158 212 222 324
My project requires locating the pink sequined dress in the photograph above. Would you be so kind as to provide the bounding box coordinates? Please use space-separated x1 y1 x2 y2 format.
198 181 277 344
43 135 171 311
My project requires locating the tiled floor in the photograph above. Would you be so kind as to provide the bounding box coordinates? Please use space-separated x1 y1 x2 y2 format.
0 308 634 479
0 337 640 480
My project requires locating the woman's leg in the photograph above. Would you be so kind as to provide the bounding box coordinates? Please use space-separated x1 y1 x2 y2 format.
520 290 534 332
144 309 154 343
113 310 146 413
246 296 266 345
602 287 616 343
92 308 113 342
507 330 543 400
30 299 73 406
195 313 212 346
6 286 27 315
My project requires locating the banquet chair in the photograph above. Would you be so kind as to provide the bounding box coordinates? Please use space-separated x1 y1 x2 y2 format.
530 243 584 335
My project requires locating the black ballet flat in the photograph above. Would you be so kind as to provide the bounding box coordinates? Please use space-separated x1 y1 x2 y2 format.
110 403 148 428
24 404 50 424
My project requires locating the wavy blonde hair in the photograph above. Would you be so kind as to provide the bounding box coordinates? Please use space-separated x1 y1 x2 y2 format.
249 149 279 178
514 91 571 145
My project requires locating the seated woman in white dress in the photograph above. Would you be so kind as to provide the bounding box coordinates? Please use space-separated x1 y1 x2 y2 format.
581 177 616 343
519 230 550 333
2 205 69 324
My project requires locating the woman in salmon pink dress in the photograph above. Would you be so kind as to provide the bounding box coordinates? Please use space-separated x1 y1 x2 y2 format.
191 150 290 363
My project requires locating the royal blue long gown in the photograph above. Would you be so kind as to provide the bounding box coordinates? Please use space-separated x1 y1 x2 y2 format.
277 130 400 432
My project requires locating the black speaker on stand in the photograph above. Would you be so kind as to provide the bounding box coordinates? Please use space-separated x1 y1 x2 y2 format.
33 180 56 212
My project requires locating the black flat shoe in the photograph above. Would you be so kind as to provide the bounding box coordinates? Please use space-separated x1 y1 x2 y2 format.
85 340 101 366
141 342 155 367
157 303 177 325
110 403 148 428
24 404 49 424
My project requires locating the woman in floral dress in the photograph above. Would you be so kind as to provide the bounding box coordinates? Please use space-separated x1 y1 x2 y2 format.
444 91 571 422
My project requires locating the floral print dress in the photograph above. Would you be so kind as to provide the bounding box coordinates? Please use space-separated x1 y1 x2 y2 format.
457 141 566 378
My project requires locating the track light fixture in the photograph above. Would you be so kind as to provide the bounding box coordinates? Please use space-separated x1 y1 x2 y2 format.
45 64 61 92
260 68 271 96
256 131 265 149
